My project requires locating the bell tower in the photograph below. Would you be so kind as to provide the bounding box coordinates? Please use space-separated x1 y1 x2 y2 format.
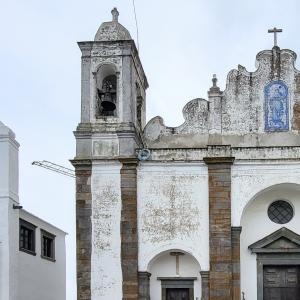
76 7 148 158
72 8 148 300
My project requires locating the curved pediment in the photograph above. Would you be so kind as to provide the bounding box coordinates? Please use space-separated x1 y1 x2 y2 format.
249 227 300 254
143 47 300 149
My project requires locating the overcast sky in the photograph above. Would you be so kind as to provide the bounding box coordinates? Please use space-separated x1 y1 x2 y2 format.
1 0 300 299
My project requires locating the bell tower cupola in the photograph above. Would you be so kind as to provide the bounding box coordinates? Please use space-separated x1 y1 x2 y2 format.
75 8 148 158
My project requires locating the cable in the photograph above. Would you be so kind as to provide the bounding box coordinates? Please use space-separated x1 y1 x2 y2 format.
132 0 140 51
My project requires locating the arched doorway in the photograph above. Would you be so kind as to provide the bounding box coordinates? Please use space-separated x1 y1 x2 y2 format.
147 250 202 300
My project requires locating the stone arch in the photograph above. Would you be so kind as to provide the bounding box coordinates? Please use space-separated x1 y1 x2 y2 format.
144 247 203 300
94 63 119 117
240 182 300 225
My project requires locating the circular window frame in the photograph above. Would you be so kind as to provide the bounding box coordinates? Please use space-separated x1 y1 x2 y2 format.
267 199 294 224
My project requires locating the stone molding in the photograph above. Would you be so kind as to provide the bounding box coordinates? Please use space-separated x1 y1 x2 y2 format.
200 271 210 300
232 227 242 300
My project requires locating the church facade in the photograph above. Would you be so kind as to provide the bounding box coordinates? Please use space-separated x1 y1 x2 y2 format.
72 8 300 300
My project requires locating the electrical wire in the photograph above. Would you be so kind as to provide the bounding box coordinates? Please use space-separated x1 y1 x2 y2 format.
132 0 140 51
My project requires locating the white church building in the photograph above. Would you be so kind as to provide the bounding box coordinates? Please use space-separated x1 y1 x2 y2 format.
0 121 67 300
72 8 300 300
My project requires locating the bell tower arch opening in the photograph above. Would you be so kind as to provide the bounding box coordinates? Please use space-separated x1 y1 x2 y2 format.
95 64 118 117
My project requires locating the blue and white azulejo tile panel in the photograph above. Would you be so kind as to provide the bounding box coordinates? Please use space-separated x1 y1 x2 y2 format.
264 80 289 131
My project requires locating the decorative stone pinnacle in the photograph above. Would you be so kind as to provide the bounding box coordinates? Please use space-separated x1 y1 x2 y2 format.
111 7 119 22
212 74 217 87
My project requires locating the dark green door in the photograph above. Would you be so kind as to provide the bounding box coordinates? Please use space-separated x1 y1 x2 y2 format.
263 266 300 300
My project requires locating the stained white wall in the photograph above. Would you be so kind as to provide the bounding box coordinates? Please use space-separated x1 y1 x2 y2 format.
91 161 122 299
232 162 300 226
18 210 66 300
149 251 202 300
240 184 300 300
137 162 209 272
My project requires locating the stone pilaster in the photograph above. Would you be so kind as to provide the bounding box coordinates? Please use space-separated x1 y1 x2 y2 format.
232 227 242 300
138 272 151 300
200 271 210 300
120 158 139 300
203 157 234 300
72 160 92 300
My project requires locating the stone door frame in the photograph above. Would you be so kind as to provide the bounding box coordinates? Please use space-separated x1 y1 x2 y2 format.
256 253 300 300
157 277 196 300
249 227 300 300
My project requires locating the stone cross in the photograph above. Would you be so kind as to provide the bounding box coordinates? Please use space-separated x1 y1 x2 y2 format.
111 7 119 22
268 27 282 47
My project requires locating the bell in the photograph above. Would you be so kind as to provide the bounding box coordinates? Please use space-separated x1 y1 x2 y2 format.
101 100 116 112
98 89 116 113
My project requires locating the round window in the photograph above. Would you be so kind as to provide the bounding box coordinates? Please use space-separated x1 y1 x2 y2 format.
268 200 294 224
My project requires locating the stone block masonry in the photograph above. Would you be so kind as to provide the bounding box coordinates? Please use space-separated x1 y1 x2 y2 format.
120 158 139 300
204 157 234 300
73 161 92 300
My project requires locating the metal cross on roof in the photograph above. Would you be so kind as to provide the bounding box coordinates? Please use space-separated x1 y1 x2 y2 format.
268 27 282 47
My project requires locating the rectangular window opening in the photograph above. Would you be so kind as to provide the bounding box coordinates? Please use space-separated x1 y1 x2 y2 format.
41 229 56 262
19 219 36 255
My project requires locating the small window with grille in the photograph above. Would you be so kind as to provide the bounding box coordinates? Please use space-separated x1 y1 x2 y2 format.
268 200 294 224
41 229 56 262
19 219 36 255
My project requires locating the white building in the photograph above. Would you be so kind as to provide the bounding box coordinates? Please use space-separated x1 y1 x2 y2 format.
72 8 300 300
0 120 67 300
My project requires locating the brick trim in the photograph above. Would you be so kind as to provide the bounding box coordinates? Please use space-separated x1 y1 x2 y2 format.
232 226 242 300
205 157 234 300
74 161 92 300
120 159 139 300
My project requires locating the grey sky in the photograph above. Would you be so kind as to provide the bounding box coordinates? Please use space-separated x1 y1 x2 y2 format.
1 0 300 299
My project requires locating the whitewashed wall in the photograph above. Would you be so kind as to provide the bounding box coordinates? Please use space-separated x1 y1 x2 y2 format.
240 183 300 300
91 161 122 299
137 162 209 272
149 251 202 300
18 210 66 300
232 162 300 226
0 121 19 300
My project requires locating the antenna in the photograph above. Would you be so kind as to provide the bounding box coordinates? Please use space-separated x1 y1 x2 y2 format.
32 160 75 178
132 0 140 51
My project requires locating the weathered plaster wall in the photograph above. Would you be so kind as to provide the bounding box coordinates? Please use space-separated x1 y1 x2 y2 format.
91 161 122 299
240 184 300 300
137 162 209 272
232 161 300 226
143 48 300 148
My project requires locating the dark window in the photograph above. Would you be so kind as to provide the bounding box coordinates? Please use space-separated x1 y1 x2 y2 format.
268 200 294 224
41 230 55 261
19 219 36 255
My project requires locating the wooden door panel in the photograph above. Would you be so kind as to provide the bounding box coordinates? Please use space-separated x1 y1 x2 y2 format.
166 288 189 300
263 266 300 300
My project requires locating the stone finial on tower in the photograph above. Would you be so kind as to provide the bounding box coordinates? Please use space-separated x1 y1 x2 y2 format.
111 7 119 22
209 74 220 94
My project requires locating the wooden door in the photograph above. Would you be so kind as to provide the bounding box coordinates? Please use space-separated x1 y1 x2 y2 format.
263 265 300 300
166 288 189 300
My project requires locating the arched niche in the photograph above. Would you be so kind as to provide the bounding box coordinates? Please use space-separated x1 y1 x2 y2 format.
95 63 118 117
145 249 202 300
240 183 300 300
